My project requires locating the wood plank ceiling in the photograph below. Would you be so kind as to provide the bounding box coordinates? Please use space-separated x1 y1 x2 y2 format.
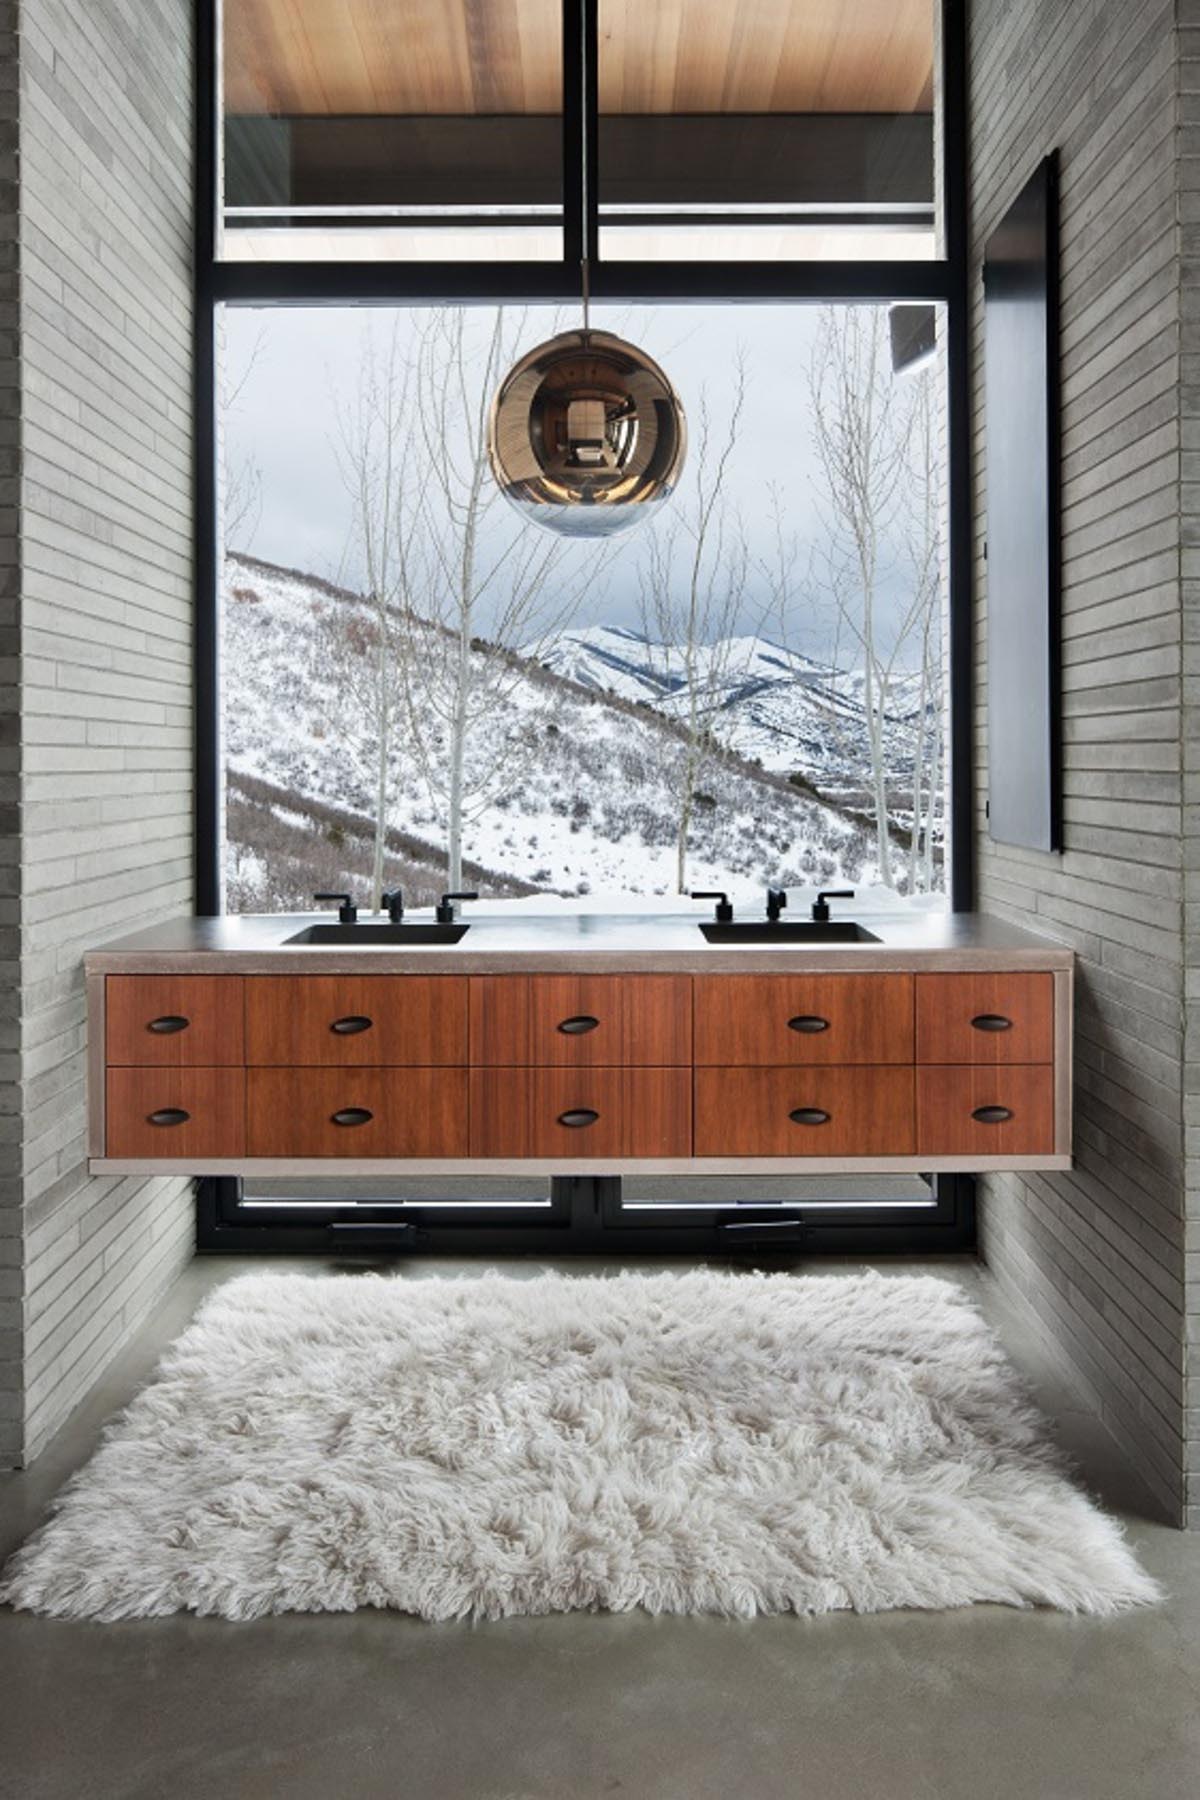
224 0 935 117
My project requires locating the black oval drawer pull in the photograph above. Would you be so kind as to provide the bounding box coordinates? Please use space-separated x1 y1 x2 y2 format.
330 1016 373 1036
789 1107 830 1126
558 1108 599 1128
557 1015 600 1035
787 1015 829 1034
972 1105 1013 1124
148 1107 189 1127
331 1107 373 1127
971 1014 1012 1032
148 1015 189 1035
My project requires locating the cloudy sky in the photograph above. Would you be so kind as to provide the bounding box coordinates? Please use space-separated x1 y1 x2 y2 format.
222 301 937 663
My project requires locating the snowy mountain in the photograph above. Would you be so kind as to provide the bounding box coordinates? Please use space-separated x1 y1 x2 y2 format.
528 622 824 709
221 555 930 912
532 622 934 792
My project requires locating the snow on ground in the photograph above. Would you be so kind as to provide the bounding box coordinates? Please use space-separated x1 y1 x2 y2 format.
222 554 936 912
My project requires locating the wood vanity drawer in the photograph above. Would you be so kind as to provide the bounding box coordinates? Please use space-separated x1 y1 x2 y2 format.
244 976 468 1066
916 973 1054 1065
469 1067 692 1157
106 1067 245 1158
694 1066 914 1156
246 1068 468 1157
469 976 692 1066
916 1065 1055 1157
106 976 244 1066
693 975 913 1066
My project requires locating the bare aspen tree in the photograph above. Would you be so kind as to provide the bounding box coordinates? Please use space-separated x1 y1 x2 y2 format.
403 307 601 891
758 483 859 782
637 374 749 893
318 324 423 911
809 309 917 889
222 329 266 552
901 367 943 892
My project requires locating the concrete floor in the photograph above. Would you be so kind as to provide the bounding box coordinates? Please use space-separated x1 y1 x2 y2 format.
1 1255 1197 1800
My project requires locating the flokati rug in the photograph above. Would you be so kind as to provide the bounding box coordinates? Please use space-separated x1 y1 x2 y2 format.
0 1270 1160 1621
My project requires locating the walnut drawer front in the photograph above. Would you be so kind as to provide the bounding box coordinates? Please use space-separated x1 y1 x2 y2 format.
244 976 468 1066
693 975 913 1066
693 1067 914 1157
916 1065 1055 1157
246 1069 468 1157
469 1068 692 1157
106 976 244 1067
915 973 1054 1065
469 975 692 1066
106 1068 245 1159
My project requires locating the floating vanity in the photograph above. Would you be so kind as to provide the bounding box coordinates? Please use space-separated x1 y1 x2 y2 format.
85 910 1073 1177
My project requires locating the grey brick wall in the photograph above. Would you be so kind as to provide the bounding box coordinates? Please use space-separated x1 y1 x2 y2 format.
1 0 195 1466
1180 1 1200 1528
970 0 1193 1522
0 0 21 1468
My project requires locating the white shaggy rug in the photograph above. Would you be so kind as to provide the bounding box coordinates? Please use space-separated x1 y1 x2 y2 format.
0 1270 1160 1622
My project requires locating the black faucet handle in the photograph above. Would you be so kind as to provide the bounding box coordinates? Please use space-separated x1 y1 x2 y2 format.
766 887 788 922
812 888 854 922
381 888 404 923
436 890 478 924
689 890 733 924
315 891 357 925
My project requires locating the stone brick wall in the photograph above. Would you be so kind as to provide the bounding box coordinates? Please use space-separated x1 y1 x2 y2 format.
3 0 195 1464
0 0 21 1467
1179 0 1200 1527
969 0 1192 1521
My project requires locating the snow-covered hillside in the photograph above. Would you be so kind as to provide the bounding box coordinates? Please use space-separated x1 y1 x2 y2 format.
532 622 932 791
222 555 901 912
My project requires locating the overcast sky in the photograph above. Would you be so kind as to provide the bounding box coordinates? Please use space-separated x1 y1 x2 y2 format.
222 302 935 662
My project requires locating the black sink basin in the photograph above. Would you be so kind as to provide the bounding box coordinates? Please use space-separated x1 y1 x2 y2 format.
699 921 881 944
284 922 469 945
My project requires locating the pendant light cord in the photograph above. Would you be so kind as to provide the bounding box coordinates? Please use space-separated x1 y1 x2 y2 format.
580 0 591 338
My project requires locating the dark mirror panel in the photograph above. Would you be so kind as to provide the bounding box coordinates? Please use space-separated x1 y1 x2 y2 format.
983 154 1061 853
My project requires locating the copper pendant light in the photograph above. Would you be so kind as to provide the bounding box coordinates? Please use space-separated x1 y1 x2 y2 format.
486 6 687 538
487 326 687 538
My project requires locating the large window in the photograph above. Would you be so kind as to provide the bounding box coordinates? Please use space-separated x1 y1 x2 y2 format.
219 301 948 913
201 1 969 1248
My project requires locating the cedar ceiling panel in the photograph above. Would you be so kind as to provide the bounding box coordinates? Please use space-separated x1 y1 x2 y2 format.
224 0 562 115
599 0 935 115
224 0 933 118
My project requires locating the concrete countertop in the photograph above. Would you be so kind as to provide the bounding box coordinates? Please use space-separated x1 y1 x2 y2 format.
84 906 1074 975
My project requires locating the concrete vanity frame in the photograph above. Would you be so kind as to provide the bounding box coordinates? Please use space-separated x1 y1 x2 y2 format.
85 911 1074 1178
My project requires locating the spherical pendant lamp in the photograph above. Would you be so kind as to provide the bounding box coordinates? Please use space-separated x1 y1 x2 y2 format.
487 327 688 539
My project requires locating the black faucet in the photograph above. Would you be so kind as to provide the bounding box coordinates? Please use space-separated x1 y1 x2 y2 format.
436 890 478 924
314 891 357 924
690 889 733 924
766 887 788 922
381 888 404 923
812 888 854 923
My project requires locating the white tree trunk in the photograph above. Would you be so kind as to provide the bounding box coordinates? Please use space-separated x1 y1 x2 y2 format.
445 412 483 893
447 617 471 893
923 699 942 891
371 618 390 910
908 658 929 893
675 740 700 895
861 629 892 888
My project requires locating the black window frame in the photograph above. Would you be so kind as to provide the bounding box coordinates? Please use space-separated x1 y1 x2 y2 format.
194 0 974 1258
